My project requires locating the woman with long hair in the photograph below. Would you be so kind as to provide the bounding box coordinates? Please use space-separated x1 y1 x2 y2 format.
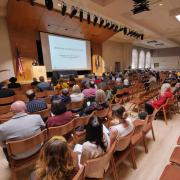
109 105 134 143
33 136 78 180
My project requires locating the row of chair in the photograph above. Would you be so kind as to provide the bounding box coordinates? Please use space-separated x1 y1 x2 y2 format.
159 136 180 180
6 111 157 180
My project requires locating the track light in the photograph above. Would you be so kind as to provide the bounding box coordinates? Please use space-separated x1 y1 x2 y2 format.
123 27 128 35
141 34 144 40
109 22 115 30
93 16 98 26
99 18 104 28
61 3 67 16
45 0 53 10
70 7 77 18
104 21 110 28
87 13 91 24
117 26 124 32
79 10 83 22
114 25 119 32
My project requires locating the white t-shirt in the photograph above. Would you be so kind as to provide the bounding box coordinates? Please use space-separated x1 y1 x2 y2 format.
111 118 134 137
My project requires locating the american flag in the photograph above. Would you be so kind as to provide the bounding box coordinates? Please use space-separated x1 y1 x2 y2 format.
16 47 24 75
95 55 100 70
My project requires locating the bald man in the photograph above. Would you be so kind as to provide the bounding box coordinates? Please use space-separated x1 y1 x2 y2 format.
0 101 45 160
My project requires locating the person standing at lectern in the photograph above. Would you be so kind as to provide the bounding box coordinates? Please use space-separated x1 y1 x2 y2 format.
32 59 39 66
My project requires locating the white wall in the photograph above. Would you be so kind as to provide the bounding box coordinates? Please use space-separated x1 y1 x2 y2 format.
0 17 14 82
152 47 180 70
102 40 132 71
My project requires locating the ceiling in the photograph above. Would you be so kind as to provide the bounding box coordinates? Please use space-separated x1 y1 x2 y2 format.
1 0 180 49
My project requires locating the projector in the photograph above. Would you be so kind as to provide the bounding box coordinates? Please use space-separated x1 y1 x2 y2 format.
131 0 150 15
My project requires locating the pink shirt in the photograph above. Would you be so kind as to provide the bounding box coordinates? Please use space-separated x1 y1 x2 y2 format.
82 88 96 98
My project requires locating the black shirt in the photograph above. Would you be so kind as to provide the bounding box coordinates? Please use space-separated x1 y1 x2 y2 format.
0 89 15 98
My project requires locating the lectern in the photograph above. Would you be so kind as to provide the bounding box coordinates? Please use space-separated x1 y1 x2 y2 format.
32 66 47 81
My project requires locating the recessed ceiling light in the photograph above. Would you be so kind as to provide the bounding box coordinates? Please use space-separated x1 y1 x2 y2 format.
159 3 163 6
176 15 180 22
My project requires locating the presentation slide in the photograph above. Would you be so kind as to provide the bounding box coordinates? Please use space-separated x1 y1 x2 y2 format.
40 32 91 71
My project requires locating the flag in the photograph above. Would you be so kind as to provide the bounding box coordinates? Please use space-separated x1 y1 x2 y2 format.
16 47 24 75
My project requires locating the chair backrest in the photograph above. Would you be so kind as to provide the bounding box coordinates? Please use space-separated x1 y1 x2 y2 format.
48 120 75 138
72 166 85 180
30 107 51 119
36 91 47 98
115 128 135 151
142 115 150 131
14 94 28 102
67 100 84 110
6 129 47 156
73 113 92 128
94 107 109 118
0 96 14 105
84 140 117 178
0 105 11 115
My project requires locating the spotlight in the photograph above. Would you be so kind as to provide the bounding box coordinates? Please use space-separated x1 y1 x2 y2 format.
104 21 110 28
114 25 119 32
117 26 124 32
87 13 91 24
99 18 104 28
79 10 83 22
61 3 67 16
123 27 128 35
93 16 98 26
141 34 144 40
45 0 53 10
109 22 115 30
70 7 77 18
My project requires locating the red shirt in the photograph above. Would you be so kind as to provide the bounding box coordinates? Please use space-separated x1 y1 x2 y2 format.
151 90 173 109
47 111 73 127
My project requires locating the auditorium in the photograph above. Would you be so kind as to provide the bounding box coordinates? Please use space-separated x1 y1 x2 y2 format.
0 0 180 179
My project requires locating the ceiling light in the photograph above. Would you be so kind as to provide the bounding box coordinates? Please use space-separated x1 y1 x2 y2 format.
45 0 53 10
87 13 91 24
159 3 163 6
79 10 83 22
104 21 110 28
93 16 98 26
99 18 104 28
176 15 180 22
61 3 67 16
70 7 77 18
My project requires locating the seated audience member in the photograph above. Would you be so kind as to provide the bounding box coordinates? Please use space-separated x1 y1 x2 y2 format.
110 105 134 143
52 88 71 105
173 79 180 95
47 100 73 127
26 89 47 113
145 83 173 114
37 76 51 91
69 76 76 88
50 76 58 87
82 89 108 115
70 85 84 102
0 83 15 98
8 77 21 89
148 73 157 84
94 76 102 85
82 81 96 98
81 74 90 89
112 78 124 94
0 101 45 160
31 77 39 87
32 136 78 180
79 116 110 178
123 77 130 87
55 78 69 91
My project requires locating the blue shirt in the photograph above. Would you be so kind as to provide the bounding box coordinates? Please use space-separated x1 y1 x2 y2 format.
26 99 47 113
37 82 51 91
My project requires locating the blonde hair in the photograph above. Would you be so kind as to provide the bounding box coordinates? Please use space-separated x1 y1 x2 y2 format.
160 83 171 96
35 136 76 180
95 89 106 104
72 85 81 94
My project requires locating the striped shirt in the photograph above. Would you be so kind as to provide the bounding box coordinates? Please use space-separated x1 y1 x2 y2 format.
26 99 47 113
